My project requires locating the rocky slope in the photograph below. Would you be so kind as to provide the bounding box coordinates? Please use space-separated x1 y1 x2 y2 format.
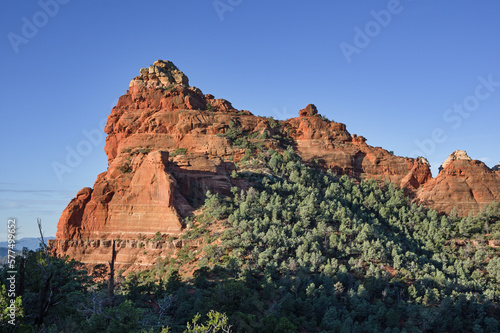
49 60 500 267
416 150 500 216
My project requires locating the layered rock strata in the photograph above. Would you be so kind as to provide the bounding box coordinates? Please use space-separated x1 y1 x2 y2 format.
417 151 500 216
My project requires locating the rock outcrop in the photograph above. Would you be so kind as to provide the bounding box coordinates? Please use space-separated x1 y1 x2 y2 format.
438 150 471 172
299 104 319 117
49 60 499 267
285 108 432 189
416 151 500 215
56 61 248 241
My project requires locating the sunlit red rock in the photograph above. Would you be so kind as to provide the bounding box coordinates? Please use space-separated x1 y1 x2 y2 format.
50 60 499 268
416 151 500 215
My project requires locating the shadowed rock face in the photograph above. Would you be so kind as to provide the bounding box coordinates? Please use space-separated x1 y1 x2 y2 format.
51 60 499 266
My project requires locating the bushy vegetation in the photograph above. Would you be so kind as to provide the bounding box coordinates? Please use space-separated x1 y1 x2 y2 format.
2 148 500 332
216 119 292 152
216 121 265 150
171 148 188 157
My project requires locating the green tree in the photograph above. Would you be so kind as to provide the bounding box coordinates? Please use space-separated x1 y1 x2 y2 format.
184 310 232 333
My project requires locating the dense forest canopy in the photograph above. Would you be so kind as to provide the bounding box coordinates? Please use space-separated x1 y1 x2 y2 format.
2 146 500 332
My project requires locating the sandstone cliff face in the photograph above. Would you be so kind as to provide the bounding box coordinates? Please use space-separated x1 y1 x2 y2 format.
56 151 183 240
286 105 432 190
416 151 500 216
57 61 247 241
50 60 499 267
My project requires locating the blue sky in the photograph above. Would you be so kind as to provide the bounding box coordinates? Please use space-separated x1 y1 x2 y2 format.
1 0 499 238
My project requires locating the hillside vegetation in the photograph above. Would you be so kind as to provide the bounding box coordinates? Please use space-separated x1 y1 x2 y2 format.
2 147 500 332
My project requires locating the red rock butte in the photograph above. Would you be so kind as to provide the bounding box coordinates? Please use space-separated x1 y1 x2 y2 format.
50 60 500 266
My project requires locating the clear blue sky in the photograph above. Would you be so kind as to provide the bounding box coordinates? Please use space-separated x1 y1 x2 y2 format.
1 0 499 238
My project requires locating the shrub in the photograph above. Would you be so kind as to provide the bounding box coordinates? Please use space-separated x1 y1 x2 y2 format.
171 148 188 157
118 163 132 173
